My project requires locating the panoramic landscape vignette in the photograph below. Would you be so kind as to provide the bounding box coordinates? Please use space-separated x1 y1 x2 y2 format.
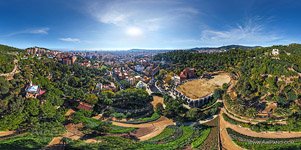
0 0 301 150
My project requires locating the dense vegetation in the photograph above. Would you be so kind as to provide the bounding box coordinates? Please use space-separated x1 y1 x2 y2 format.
155 44 301 121
95 88 153 118
0 45 20 73
0 44 116 149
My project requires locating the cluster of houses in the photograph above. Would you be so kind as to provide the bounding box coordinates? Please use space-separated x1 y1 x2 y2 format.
26 46 60 58
131 64 160 77
25 47 77 65
55 53 77 65
95 82 117 92
113 67 151 86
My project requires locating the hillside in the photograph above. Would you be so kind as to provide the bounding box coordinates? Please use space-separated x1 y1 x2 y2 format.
0 45 21 74
154 44 301 119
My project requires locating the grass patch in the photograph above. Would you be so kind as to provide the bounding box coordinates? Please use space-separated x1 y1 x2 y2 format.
0 134 52 150
146 126 179 144
109 125 136 134
140 126 195 149
136 112 160 122
191 128 211 148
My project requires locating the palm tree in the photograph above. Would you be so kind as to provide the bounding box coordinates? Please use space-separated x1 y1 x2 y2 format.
290 104 299 115
246 108 257 118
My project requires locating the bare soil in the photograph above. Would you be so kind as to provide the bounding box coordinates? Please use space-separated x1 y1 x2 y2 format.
177 73 231 99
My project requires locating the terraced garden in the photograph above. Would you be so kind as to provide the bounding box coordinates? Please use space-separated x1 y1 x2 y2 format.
228 128 301 150
198 117 219 150
64 125 212 150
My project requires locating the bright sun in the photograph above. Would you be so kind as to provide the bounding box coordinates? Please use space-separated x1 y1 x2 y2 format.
126 27 143 37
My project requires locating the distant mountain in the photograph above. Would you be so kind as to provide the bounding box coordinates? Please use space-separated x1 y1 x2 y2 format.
218 45 260 50
190 45 260 51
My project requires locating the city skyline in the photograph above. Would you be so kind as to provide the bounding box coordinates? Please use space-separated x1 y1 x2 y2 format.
0 0 301 50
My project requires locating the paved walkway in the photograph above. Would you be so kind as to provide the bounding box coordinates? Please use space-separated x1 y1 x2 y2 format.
199 115 218 124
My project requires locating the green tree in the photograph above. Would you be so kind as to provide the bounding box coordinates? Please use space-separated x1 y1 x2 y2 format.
25 98 40 116
246 108 257 118
85 94 99 105
0 77 9 96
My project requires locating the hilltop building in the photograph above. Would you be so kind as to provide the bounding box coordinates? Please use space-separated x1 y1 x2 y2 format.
180 68 197 81
25 81 46 98
272 49 279 56
26 46 47 56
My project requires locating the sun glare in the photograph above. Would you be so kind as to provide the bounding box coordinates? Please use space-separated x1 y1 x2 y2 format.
126 27 143 37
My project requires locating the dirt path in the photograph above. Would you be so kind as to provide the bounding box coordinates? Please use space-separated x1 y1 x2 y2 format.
222 111 301 139
219 112 244 150
46 137 63 147
0 59 19 80
44 123 102 149
112 116 174 141
65 109 75 117
151 96 164 108
45 116 173 147
0 131 15 137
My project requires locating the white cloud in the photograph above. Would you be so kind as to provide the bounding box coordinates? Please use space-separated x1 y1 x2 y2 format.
200 17 282 46
29 28 49 34
3 27 50 37
59 38 81 42
87 0 199 32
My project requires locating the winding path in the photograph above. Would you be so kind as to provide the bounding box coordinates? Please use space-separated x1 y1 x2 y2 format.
0 59 19 80
221 110 301 139
219 112 244 150
112 116 174 141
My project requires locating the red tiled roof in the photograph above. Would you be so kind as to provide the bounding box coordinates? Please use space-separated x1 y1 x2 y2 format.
77 102 93 111
39 90 46 95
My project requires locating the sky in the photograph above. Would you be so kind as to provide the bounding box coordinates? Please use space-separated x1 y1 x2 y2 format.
0 0 301 50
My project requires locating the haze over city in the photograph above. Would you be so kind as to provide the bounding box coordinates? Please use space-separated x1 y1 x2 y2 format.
1 0 301 50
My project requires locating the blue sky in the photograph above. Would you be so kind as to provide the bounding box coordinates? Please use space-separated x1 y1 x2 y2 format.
0 0 300 50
